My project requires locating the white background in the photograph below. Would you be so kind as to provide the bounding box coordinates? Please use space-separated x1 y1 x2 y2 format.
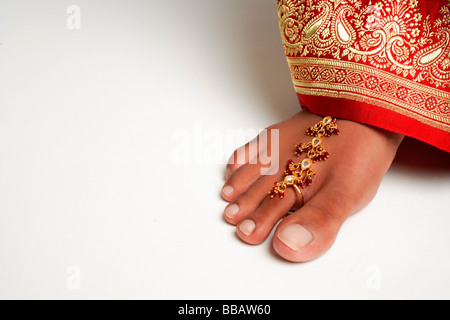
0 0 449 299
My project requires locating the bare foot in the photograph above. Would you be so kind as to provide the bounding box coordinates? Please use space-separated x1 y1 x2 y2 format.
222 109 404 262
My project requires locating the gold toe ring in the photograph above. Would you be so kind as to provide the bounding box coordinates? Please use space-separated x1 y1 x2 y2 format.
269 116 339 203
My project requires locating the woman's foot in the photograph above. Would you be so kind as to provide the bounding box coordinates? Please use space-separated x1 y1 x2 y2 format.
222 109 404 262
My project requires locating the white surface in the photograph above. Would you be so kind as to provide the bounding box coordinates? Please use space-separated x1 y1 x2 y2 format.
0 0 449 300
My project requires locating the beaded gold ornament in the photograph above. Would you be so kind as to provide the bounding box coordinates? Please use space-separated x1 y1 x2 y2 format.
269 116 339 200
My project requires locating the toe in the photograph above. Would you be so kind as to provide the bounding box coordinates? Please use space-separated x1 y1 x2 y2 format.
235 187 301 245
224 169 307 225
221 163 266 201
223 174 274 224
272 188 349 262
225 136 259 180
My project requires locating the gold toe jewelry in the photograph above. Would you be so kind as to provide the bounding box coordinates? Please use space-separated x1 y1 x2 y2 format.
292 184 304 210
269 116 339 201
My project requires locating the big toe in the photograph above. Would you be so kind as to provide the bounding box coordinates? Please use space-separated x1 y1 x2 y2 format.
272 191 349 262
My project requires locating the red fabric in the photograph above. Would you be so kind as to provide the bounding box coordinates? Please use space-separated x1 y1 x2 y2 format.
277 0 450 152
298 93 450 152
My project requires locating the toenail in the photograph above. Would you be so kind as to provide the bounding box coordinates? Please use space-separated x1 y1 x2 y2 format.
277 224 313 251
239 219 256 236
222 185 234 197
225 203 239 219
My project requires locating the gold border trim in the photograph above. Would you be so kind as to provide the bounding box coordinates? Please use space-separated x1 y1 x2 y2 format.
287 57 450 130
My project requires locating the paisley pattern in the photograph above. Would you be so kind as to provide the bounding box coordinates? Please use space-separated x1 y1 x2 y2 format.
277 0 450 131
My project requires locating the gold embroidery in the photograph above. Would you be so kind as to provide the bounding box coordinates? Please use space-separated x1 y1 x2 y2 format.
289 57 449 129
277 0 450 128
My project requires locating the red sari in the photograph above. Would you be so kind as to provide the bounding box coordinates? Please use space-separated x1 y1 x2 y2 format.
277 0 450 151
